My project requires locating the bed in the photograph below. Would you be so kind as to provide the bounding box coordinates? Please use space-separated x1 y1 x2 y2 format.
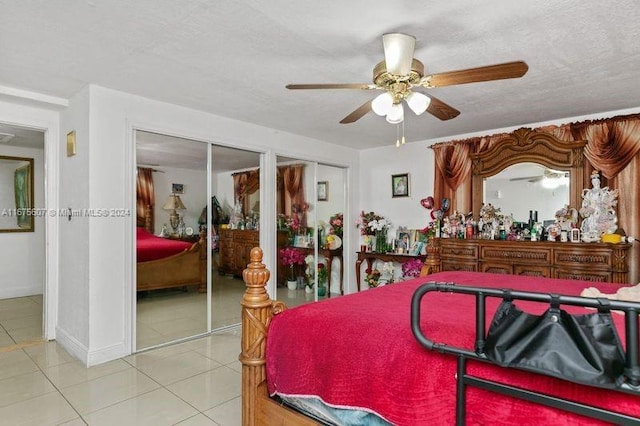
136 226 206 292
240 247 640 425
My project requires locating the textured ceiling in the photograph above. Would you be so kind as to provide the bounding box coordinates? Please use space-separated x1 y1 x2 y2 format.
2 1 640 149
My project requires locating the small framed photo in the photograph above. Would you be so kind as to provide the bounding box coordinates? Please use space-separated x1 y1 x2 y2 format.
397 231 411 250
294 235 310 248
172 183 184 194
317 181 328 201
391 173 409 197
410 241 424 256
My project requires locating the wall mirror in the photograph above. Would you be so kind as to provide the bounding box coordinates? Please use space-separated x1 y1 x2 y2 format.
471 128 586 222
484 163 570 223
0 155 34 232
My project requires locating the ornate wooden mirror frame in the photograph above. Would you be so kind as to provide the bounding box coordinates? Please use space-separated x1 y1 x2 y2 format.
470 128 586 219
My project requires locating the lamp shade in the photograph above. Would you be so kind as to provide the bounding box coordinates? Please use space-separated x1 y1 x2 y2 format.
406 92 431 115
371 92 394 116
163 194 186 211
382 33 416 75
386 103 404 124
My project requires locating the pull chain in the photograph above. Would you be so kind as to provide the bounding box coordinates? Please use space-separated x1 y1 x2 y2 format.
401 120 406 145
395 124 400 147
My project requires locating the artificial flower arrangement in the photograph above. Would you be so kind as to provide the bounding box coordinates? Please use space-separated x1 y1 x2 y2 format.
328 212 344 236
303 255 328 289
402 258 424 280
357 211 390 236
365 269 381 288
279 247 306 280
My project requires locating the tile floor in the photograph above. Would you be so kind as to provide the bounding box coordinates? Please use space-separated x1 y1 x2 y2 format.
0 272 332 425
0 328 243 425
0 295 43 346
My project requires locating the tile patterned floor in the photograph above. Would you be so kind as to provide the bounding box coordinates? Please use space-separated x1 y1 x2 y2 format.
0 329 242 425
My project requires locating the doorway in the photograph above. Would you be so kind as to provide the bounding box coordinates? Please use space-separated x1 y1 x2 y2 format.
0 123 46 350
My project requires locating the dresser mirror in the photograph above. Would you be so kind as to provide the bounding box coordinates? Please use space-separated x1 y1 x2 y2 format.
470 128 586 221
483 162 570 223
0 155 34 232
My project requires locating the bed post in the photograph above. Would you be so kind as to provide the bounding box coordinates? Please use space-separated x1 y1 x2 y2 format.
240 247 273 426
420 237 441 276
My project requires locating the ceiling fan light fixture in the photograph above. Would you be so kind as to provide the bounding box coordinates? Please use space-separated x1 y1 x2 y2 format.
382 33 416 75
405 92 431 115
371 92 394 116
386 103 404 124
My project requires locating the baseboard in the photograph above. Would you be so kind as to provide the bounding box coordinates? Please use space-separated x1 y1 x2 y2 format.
87 341 128 367
55 326 88 365
55 326 129 367
0 285 42 299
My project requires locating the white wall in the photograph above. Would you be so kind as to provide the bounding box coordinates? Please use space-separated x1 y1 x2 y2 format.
0 145 45 298
359 142 435 240
58 85 360 366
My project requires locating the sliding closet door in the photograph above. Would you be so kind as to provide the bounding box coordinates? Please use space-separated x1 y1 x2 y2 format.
135 131 209 350
209 145 260 330
316 163 346 297
275 157 347 305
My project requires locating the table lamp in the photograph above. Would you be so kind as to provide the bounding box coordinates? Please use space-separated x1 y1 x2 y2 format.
163 194 186 234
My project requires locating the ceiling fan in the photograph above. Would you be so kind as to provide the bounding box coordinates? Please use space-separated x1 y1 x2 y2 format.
286 33 528 124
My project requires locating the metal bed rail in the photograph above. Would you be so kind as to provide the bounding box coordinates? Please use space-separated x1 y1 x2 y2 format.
410 281 640 425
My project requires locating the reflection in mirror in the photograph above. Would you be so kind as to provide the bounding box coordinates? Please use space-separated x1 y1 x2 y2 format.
275 157 346 307
0 156 34 232
483 162 569 223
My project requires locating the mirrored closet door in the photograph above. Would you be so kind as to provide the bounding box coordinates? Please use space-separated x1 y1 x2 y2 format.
135 131 263 350
275 156 346 306
135 131 209 350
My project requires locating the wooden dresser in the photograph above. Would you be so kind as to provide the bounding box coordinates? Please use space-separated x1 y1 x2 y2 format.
436 238 631 284
218 229 259 277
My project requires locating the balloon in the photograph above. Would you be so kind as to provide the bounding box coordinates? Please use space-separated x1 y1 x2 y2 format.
430 209 443 220
420 196 434 210
441 198 450 212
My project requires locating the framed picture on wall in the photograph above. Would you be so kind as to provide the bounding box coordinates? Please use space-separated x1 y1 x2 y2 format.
317 181 328 201
392 173 409 197
172 183 184 194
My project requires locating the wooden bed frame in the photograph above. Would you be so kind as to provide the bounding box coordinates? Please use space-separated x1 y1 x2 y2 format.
239 247 639 425
136 206 207 292
240 247 318 425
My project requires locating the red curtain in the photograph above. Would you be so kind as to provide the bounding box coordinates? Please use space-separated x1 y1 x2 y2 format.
136 167 155 232
232 169 260 214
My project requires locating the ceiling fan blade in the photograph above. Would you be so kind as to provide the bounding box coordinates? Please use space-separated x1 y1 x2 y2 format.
339 99 373 124
510 175 542 182
286 83 373 90
425 95 460 121
423 61 529 88
382 33 415 75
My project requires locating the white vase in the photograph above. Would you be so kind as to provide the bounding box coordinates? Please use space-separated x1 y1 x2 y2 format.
304 285 314 294
287 280 297 290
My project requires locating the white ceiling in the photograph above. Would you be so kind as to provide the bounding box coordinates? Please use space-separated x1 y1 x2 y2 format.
2 1 640 150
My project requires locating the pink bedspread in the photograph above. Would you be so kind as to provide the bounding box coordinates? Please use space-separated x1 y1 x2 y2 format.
136 227 193 262
266 271 640 425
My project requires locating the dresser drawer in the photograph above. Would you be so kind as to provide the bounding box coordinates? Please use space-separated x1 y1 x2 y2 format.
480 246 551 264
440 242 478 260
555 269 611 282
441 260 477 272
553 248 611 269
514 264 551 278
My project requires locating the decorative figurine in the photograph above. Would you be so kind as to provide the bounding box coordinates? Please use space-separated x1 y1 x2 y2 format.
579 171 619 242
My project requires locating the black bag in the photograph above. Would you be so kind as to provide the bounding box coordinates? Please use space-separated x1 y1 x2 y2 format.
484 294 626 389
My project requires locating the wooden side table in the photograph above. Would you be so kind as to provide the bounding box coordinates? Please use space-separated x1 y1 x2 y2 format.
355 251 427 291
